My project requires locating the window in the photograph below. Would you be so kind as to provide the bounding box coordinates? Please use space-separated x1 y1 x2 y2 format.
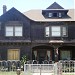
62 26 67 36
53 13 57 17
45 27 49 37
60 50 71 60
45 26 68 37
8 49 20 60
6 26 22 36
49 13 52 17
59 13 62 17
51 26 61 37
6 26 13 36
15 26 22 36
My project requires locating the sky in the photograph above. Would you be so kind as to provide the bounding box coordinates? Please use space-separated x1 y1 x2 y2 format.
0 0 75 16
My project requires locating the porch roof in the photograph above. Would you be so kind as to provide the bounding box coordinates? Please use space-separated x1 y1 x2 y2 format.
32 40 75 44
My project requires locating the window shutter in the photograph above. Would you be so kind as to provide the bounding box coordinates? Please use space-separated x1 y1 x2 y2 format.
45 27 50 37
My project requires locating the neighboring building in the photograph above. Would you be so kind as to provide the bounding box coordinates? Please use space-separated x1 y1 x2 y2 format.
0 2 75 63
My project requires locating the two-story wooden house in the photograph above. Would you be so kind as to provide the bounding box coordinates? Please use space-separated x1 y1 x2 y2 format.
0 2 75 63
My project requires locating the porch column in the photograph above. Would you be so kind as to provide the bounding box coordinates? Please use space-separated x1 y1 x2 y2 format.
54 47 59 62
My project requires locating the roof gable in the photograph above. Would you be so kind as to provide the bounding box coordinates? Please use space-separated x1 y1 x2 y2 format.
47 2 64 9
0 7 29 22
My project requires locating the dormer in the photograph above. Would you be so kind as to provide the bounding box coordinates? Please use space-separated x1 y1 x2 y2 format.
42 2 69 18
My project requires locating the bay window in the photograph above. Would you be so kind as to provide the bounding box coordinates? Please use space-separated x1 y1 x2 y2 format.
45 26 67 37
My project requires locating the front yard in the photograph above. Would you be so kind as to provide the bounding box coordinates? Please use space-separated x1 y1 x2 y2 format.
0 71 24 75
0 71 75 75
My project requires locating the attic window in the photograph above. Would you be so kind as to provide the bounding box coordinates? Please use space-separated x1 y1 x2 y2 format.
59 13 62 17
49 13 52 17
53 13 57 17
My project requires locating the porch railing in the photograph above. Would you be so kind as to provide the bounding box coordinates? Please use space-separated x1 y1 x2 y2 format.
24 64 55 75
59 60 75 74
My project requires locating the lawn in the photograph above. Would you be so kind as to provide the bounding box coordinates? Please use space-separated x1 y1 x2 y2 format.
0 71 24 75
0 71 75 75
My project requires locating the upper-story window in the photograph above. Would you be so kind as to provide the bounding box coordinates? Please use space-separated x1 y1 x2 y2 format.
51 26 61 37
45 26 67 37
62 26 67 36
45 27 49 37
48 12 62 18
5 26 22 37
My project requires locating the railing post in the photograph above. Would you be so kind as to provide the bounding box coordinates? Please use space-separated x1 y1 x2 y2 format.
40 64 41 75
55 62 62 75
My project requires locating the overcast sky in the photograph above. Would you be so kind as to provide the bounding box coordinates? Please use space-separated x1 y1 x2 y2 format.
0 0 75 16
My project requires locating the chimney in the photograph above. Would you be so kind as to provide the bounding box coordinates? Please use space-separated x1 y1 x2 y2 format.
3 5 7 14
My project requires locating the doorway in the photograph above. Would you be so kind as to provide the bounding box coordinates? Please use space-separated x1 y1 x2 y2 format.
38 50 46 64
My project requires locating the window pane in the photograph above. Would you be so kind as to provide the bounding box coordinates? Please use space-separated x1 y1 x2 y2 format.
53 13 57 17
62 26 67 36
51 26 61 36
15 26 22 36
49 13 52 17
59 13 61 17
15 27 22 31
52 32 61 36
45 27 49 37
61 51 71 60
6 26 13 36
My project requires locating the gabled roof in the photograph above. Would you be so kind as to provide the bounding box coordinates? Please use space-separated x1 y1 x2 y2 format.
0 7 29 22
24 9 75 22
47 2 64 9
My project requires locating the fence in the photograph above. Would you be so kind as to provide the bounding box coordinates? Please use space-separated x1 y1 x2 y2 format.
24 63 62 75
59 60 75 75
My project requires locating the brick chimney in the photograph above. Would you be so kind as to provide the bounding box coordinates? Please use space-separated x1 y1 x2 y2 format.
3 5 7 14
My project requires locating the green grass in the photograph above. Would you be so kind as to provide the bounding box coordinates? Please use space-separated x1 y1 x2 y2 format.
0 71 24 75
0 71 75 75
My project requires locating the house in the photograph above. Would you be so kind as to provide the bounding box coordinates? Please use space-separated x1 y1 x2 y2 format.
0 2 75 63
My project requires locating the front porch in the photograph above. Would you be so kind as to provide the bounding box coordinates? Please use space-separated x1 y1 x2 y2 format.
32 45 75 63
